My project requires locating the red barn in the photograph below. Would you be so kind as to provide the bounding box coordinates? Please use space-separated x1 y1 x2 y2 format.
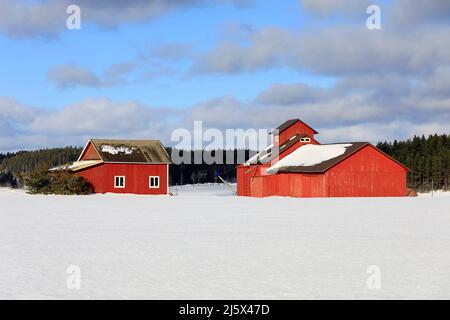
61 139 171 195
237 119 410 198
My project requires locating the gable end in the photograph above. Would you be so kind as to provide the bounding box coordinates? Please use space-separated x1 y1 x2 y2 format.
78 140 103 161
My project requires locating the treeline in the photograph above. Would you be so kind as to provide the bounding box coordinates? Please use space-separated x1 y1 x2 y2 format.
1 147 82 173
377 134 450 192
167 148 253 185
0 147 82 188
0 153 12 163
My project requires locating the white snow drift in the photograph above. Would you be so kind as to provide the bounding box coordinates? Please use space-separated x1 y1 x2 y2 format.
100 145 135 155
50 160 103 171
1 185 449 299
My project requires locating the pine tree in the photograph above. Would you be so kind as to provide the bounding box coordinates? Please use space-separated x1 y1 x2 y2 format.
377 134 449 191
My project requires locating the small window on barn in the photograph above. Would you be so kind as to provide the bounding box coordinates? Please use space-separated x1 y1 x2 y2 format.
301 137 311 143
149 176 160 189
114 176 125 188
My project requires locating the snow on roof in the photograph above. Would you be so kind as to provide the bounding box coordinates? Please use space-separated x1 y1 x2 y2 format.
100 145 136 155
244 134 306 166
244 144 273 166
50 160 103 172
89 139 172 164
266 143 353 173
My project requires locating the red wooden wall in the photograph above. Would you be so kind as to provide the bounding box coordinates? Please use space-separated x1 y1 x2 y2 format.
243 173 328 198
237 139 322 197
77 163 169 195
79 142 101 160
278 121 318 145
325 145 407 197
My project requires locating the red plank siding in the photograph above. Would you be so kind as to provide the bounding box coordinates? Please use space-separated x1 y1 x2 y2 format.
77 163 169 195
325 145 407 197
278 121 318 145
237 140 312 197
79 142 101 161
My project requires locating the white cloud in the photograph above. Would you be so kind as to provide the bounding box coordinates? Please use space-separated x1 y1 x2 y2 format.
0 97 38 123
301 0 450 26
47 65 101 89
0 0 251 38
300 0 371 17
318 121 409 143
0 0 66 38
46 63 141 88
0 96 177 151
29 97 172 136
256 83 326 105
192 25 450 77
390 0 450 27
1 86 449 152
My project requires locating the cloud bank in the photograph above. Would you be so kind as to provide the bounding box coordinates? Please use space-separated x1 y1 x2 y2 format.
0 0 251 38
1 0 449 152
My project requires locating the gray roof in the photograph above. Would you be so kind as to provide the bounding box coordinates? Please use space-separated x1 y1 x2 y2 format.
274 119 319 135
89 139 171 164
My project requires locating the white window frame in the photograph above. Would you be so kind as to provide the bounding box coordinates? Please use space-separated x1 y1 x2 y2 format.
114 176 126 189
301 137 311 143
149 176 160 189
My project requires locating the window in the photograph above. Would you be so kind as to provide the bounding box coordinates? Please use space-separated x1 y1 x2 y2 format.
149 176 160 189
301 137 311 143
114 176 125 188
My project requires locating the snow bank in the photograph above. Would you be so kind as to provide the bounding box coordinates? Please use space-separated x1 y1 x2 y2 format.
50 160 103 171
1 185 450 299
267 143 352 172
419 190 450 197
0 187 26 195
171 183 236 197
100 145 135 155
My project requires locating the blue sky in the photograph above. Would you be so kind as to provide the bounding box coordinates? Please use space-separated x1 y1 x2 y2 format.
1 0 318 108
1 0 449 152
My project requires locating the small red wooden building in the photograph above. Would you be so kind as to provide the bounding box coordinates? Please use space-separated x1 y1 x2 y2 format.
61 139 171 195
237 119 410 198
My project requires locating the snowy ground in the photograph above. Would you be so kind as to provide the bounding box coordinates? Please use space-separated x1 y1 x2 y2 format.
1 185 449 299
418 190 450 197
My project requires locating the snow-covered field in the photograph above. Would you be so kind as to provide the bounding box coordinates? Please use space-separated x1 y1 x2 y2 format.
1 185 449 300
